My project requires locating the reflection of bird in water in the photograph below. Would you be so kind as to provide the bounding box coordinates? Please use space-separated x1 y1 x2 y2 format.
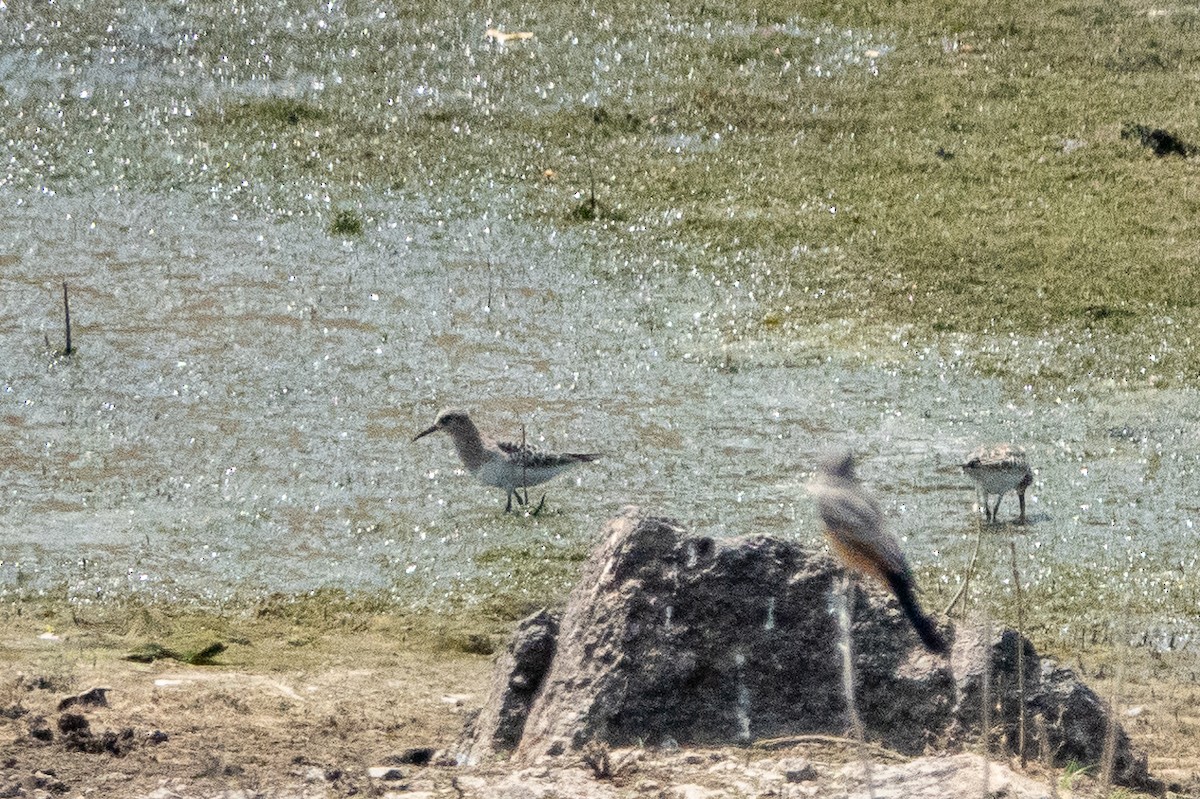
808 449 948 654
413 409 601 513
961 443 1033 524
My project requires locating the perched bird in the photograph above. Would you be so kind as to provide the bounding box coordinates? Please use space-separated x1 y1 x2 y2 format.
413 409 601 513
961 443 1033 524
808 449 948 654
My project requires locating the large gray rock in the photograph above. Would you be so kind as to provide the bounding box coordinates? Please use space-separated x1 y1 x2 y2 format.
460 509 1156 791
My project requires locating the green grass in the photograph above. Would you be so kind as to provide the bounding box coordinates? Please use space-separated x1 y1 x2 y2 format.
302 0 1196 378
6 0 1199 382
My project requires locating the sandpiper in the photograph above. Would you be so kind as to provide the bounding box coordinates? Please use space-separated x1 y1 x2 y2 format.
413 408 601 513
808 449 948 654
961 443 1033 524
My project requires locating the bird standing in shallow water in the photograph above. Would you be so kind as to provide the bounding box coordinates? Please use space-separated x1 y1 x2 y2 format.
808 449 948 654
961 443 1033 524
413 409 601 513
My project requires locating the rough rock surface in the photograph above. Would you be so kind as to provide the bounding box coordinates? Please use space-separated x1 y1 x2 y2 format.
460 508 1156 791
461 609 559 753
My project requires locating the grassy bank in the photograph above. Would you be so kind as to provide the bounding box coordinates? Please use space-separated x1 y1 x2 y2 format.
6 0 1196 379
192 0 1200 380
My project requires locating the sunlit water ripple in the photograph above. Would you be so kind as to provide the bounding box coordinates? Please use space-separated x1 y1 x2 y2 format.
0 2 1197 653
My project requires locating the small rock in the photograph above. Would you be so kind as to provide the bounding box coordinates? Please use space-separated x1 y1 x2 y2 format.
779 757 818 783
57 687 110 712
57 714 89 735
145 730 170 745
1121 123 1195 158
297 766 326 783
382 747 436 766
32 770 67 794
27 718 52 742
0 705 26 720
101 728 137 757
367 766 404 781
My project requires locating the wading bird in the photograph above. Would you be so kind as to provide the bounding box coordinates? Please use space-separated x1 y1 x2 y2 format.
961 443 1033 524
414 409 601 513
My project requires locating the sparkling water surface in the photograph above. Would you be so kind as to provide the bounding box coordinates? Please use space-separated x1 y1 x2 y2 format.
0 2 1197 652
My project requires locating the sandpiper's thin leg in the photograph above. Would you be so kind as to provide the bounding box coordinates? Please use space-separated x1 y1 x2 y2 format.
531 493 547 516
1017 490 1027 525
505 491 514 513
990 495 1002 523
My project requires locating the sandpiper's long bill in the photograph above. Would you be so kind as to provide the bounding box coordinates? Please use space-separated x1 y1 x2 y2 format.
807 449 948 654
961 443 1033 524
414 408 601 512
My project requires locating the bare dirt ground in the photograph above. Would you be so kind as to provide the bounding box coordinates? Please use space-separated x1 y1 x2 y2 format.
0 606 1194 798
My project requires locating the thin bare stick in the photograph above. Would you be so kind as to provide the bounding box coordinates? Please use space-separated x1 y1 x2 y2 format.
836 575 875 799
752 734 907 760
520 423 529 508
1008 539 1027 766
980 614 992 798
1036 713 1061 799
61 281 74 355
1099 602 1130 794
943 520 983 618
586 151 598 216
486 257 494 311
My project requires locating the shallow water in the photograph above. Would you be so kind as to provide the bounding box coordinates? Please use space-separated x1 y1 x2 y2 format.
1 2 1199 651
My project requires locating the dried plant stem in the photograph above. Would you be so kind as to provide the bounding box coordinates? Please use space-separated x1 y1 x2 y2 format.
1008 539 1027 766
836 576 875 799
61 281 74 355
943 521 983 618
586 152 598 216
1036 713 1061 799
980 614 992 798
1099 606 1129 794
520 423 527 506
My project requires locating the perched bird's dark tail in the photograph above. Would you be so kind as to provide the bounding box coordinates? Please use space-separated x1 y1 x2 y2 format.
885 571 949 654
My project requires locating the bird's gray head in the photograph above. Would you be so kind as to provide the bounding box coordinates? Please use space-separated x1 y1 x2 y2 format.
816 448 857 481
413 408 473 441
